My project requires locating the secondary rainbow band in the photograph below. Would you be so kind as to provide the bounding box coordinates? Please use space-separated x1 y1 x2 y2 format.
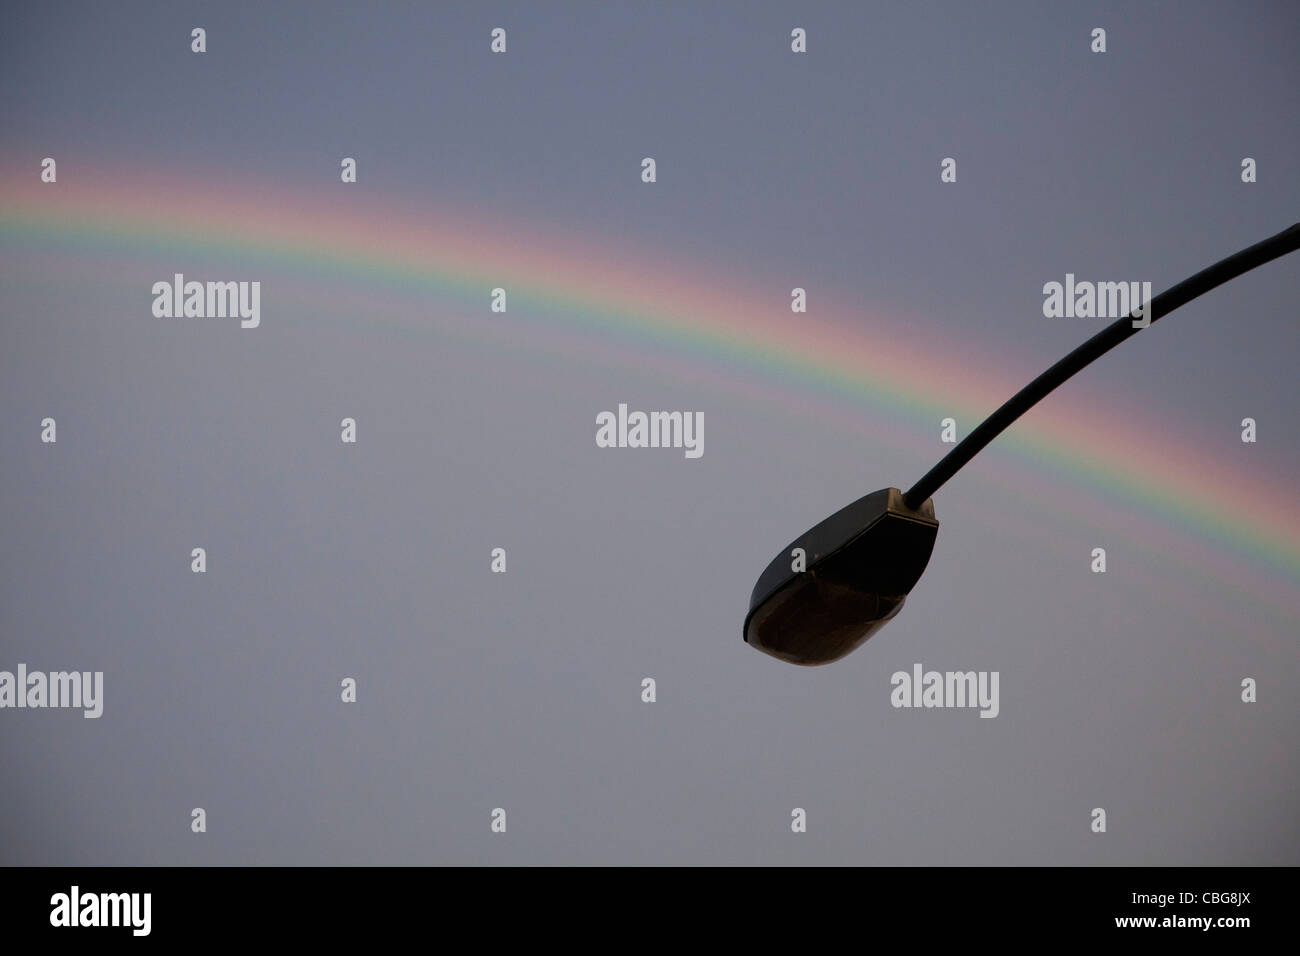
2 164 1297 594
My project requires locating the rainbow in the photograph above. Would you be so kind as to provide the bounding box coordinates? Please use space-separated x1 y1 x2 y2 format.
2 160 1297 622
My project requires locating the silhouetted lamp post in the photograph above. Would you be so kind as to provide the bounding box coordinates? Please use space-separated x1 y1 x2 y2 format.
744 223 1300 666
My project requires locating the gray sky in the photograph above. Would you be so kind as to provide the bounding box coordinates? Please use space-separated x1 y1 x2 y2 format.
1 0 1297 864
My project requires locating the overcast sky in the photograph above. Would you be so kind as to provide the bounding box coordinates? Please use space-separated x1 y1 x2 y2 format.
1 0 1297 864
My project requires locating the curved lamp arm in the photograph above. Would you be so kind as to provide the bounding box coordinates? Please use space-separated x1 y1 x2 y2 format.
904 223 1300 510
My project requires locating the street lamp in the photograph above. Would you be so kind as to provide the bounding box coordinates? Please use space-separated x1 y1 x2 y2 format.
744 223 1300 666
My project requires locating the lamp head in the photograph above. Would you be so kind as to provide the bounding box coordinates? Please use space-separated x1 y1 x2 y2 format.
743 488 938 666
